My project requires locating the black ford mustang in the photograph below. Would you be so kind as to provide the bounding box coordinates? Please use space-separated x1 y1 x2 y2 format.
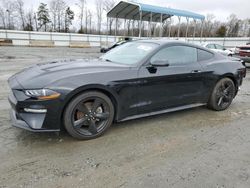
8 40 246 139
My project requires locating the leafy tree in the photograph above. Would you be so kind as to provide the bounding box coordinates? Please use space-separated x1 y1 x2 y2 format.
64 7 74 32
37 3 50 31
216 25 227 37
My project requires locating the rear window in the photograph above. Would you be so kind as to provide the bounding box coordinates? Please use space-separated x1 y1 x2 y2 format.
198 49 214 61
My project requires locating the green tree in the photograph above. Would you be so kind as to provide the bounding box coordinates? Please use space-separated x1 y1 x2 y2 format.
216 25 227 37
37 3 50 31
64 7 74 32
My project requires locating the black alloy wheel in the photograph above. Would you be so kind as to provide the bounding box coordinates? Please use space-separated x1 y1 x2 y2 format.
64 91 114 139
208 78 236 111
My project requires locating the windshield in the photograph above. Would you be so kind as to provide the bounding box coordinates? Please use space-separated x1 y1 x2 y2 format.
100 42 159 65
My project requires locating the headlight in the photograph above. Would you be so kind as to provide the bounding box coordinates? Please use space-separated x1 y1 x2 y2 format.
24 89 60 100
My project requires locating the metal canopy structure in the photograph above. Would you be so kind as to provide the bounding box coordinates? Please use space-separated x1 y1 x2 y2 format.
107 1 205 39
107 1 205 21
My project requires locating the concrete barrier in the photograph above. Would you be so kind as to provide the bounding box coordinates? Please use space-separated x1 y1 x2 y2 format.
0 38 13 46
29 40 54 47
69 41 91 48
0 30 249 48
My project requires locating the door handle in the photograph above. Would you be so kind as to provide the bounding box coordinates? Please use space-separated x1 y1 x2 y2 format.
191 70 201 73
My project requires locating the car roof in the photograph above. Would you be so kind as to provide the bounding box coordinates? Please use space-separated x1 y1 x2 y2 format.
133 39 212 51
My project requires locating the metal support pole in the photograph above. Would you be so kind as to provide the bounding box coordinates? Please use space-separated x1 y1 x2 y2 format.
185 17 189 40
128 19 131 36
139 11 142 38
147 21 150 37
168 17 172 38
5 29 8 39
115 17 118 36
106 17 109 46
29 31 31 45
177 16 181 38
160 13 163 37
69 33 71 47
200 20 204 42
149 12 152 37
124 19 126 36
193 19 197 41
132 20 134 36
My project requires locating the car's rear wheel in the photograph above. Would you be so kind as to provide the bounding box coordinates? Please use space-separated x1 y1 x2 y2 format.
64 91 114 139
208 78 236 111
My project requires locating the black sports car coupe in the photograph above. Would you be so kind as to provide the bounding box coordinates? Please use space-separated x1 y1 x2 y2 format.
8 40 246 139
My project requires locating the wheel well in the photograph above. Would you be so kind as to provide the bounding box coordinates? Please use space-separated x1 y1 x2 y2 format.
225 76 238 90
220 75 238 96
208 75 238 104
60 88 118 129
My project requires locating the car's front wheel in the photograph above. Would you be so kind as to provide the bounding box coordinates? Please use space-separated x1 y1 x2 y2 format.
208 78 236 111
64 91 114 139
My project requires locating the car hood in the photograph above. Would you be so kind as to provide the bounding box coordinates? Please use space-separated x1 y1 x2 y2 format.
9 58 130 89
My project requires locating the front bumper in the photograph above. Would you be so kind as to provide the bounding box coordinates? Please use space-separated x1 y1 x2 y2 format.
9 109 59 132
8 89 61 132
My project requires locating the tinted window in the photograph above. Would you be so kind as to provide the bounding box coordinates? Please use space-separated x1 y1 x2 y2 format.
206 44 215 49
151 45 197 65
198 49 214 61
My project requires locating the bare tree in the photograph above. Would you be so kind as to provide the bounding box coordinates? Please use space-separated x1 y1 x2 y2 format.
14 0 25 30
49 0 67 32
103 0 115 35
84 6 92 34
1 0 16 29
50 0 58 31
95 0 103 34
76 0 85 33
204 14 215 37
33 13 38 31
84 7 88 33
227 14 239 37
88 9 92 33
24 9 34 31
0 7 7 29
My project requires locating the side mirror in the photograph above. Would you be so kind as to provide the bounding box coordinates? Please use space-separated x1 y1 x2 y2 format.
150 60 169 67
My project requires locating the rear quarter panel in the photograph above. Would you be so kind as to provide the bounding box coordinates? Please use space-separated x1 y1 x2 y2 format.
200 57 245 97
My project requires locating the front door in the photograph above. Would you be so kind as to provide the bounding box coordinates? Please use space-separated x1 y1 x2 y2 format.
136 45 205 114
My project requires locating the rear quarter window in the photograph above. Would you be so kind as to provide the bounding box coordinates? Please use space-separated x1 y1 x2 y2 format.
198 49 214 61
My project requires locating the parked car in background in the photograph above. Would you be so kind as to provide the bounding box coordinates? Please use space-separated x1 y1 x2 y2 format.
236 43 250 57
202 43 233 56
8 40 246 139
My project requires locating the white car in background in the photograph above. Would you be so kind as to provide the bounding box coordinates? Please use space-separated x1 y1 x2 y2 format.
202 43 233 56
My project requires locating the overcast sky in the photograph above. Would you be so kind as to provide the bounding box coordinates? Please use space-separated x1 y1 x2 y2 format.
22 0 249 22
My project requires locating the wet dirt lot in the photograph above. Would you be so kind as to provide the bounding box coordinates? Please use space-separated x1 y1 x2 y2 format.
0 46 250 188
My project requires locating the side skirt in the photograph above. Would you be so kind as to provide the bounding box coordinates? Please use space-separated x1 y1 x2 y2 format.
119 103 206 122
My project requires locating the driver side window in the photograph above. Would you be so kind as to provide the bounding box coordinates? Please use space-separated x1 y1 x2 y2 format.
150 45 197 65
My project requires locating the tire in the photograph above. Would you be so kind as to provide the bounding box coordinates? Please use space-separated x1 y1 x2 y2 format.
208 78 236 111
63 91 114 140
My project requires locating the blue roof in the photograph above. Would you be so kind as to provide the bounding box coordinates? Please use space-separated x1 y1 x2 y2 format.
107 1 205 21
138 2 205 20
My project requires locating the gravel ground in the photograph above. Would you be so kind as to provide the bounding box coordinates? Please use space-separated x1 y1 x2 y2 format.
0 46 250 188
